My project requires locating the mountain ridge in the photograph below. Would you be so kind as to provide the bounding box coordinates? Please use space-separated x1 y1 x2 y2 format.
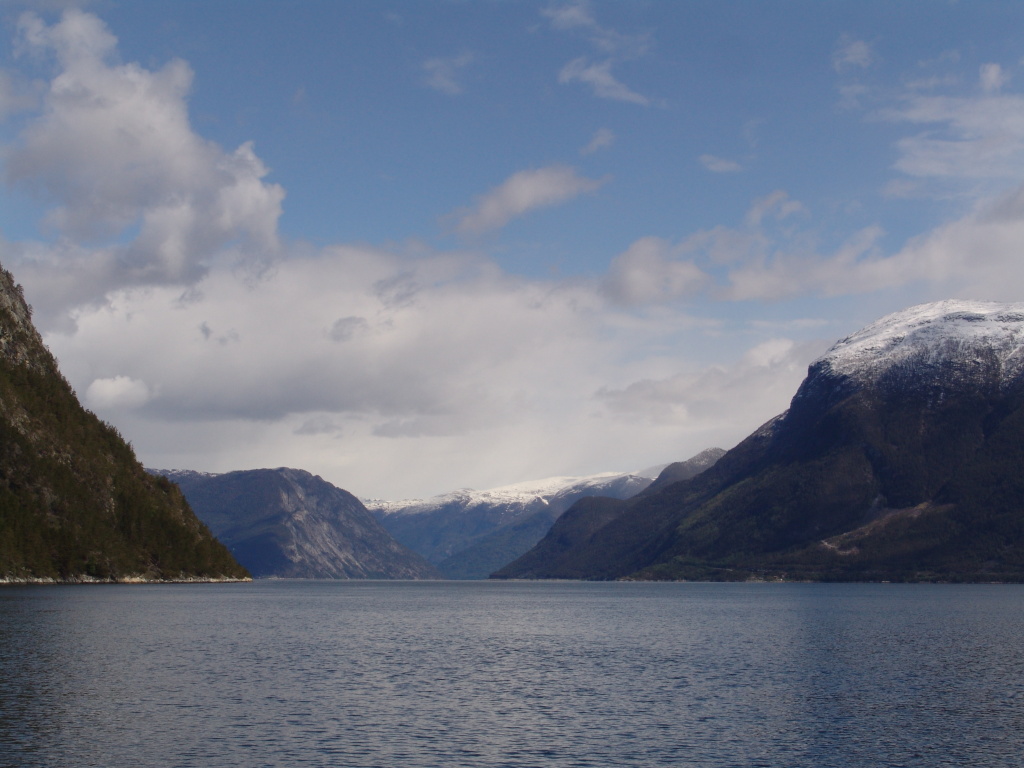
495 300 1024 582
156 467 440 579
367 469 663 578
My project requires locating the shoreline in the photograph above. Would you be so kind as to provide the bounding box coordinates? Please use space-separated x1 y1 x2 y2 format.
0 575 253 585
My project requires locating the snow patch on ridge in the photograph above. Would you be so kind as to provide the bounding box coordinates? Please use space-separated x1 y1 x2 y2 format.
816 299 1024 385
365 469 656 516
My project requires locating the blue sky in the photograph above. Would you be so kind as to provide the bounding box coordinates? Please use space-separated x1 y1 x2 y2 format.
3 1 1024 499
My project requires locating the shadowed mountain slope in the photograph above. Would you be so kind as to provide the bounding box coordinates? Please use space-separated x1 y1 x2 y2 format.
159 468 439 579
495 301 1024 583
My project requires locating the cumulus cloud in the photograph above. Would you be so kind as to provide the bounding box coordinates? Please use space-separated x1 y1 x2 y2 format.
744 190 805 227
543 1 598 33
604 237 707 305
832 35 875 73
450 165 607 234
711 177 1024 302
837 83 870 111
722 226 887 301
42 243 831 498
0 68 38 120
597 337 827 432
980 62 1009 94
882 92 1024 182
545 1 652 105
5 10 284 318
543 1 650 57
558 57 649 105
86 375 153 411
19 7 1024 502
581 127 614 155
423 52 473 95
699 154 743 173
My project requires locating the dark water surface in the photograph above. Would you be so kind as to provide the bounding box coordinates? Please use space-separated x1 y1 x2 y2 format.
1 580 1022 767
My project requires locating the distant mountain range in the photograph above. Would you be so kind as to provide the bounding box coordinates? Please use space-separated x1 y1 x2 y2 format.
153 468 439 579
12 257 1019 586
0 264 248 583
495 301 1024 583
366 453 723 579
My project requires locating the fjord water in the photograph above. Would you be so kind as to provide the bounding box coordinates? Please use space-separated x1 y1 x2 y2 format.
1 582 1022 768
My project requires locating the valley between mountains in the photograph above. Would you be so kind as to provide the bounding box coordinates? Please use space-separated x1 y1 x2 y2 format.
3 253 1024 582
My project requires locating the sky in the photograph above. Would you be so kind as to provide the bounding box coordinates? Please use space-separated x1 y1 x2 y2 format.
3 1 1024 500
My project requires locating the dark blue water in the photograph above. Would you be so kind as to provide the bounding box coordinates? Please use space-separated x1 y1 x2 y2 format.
1 581 1022 768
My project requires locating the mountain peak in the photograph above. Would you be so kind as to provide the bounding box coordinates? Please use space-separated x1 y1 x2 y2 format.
816 299 1024 387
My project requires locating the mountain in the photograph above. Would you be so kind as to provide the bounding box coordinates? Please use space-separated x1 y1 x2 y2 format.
494 301 1024 583
0 265 248 583
367 468 680 579
640 448 727 495
156 468 439 579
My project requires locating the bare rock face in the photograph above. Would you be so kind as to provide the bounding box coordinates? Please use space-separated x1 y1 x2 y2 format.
497 301 1024 583
158 468 439 579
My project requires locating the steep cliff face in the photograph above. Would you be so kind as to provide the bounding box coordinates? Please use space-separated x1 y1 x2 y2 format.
160 468 440 579
0 266 249 582
496 301 1024 582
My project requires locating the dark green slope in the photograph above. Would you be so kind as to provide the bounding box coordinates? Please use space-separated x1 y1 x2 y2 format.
0 266 249 582
496 307 1024 582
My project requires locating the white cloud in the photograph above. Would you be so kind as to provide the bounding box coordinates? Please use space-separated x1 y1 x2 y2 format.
0 68 38 120
545 2 652 105
450 165 606 234
882 93 1024 181
744 190 805 227
699 154 742 173
543 1 650 58
603 236 707 305
596 337 826 434
42 246 724 497
980 62 1009 94
581 127 614 155
722 226 887 301
558 57 649 105
832 35 875 73
86 375 153 411
712 178 1024 302
423 52 474 95
19 7 1024 503
5 10 284 313
837 83 870 111
42 246 834 498
543 0 596 32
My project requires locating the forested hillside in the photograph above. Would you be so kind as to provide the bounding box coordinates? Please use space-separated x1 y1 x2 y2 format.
0 265 248 582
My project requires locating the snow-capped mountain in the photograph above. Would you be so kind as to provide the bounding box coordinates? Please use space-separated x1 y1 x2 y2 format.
367 471 659 520
816 300 1024 386
498 300 1024 582
365 469 663 578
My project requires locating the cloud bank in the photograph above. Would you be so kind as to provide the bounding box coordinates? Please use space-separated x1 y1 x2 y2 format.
6 8 1024 499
